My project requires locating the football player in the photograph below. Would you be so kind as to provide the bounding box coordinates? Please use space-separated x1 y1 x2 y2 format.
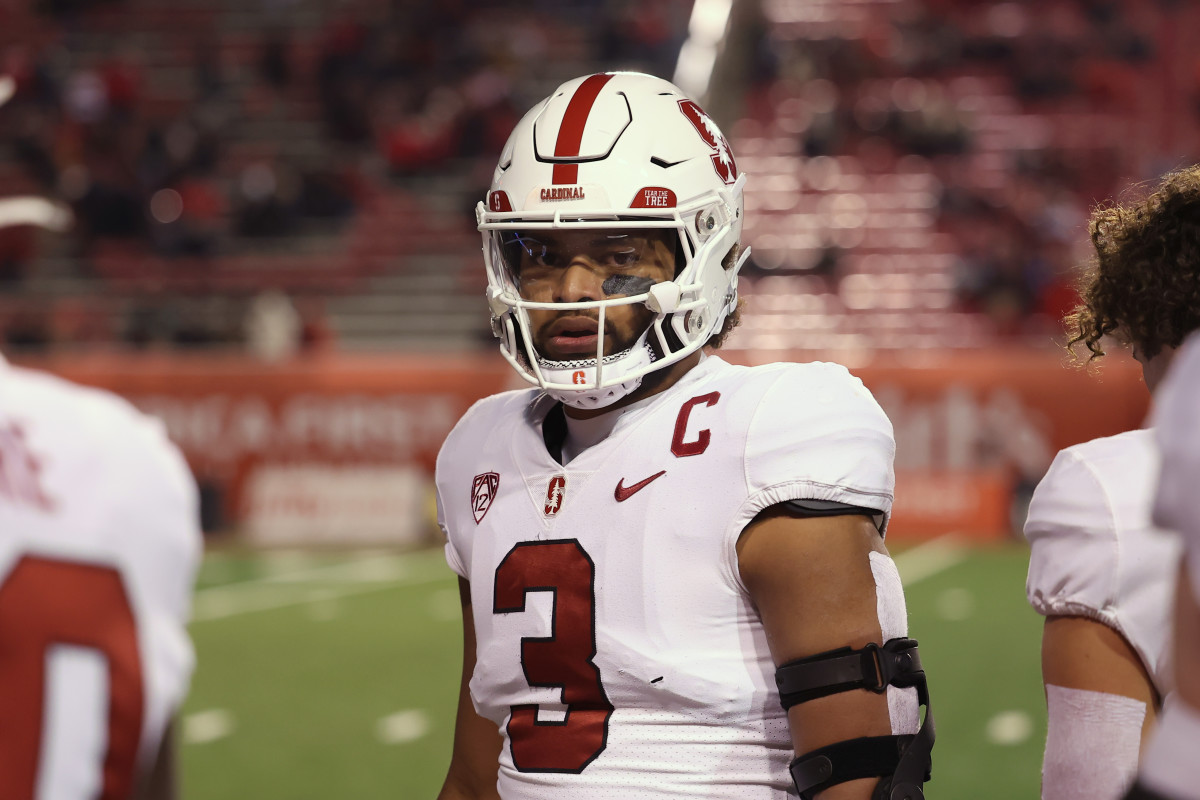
0 78 203 800
1024 165 1200 799
1121 332 1200 800
434 72 933 800
0 351 202 800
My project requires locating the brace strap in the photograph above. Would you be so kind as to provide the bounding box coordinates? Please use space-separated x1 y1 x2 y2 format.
776 638 924 709
778 638 934 800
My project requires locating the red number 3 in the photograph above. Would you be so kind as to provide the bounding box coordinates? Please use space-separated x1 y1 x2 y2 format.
493 540 613 772
0 555 144 799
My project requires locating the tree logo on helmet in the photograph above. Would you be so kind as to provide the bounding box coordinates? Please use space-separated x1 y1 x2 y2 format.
678 100 738 185
489 191 514 212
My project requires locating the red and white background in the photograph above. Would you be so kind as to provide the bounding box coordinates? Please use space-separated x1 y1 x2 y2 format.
13 349 1149 545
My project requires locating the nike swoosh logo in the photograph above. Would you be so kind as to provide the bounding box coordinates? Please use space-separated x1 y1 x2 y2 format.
614 470 667 502
650 156 689 168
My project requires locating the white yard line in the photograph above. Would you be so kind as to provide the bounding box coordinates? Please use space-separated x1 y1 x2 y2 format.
376 709 432 744
191 550 452 623
985 710 1034 745
182 709 236 744
892 534 970 587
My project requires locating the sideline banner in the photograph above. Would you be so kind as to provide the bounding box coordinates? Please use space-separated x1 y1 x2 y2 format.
13 349 1149 543
12 352 514 546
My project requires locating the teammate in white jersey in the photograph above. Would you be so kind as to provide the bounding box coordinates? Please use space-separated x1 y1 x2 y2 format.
1122 338 1200 798
0 79 201 800
1025 165 1200 799
0 353 202 800
434 72 933 800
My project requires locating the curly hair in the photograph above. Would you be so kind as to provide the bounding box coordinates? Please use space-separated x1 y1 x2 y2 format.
1066 165 1200 362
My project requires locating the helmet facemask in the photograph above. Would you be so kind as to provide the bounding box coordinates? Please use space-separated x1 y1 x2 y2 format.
478 72 748 410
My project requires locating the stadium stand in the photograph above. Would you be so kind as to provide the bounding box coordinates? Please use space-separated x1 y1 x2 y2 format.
0 0 683 352
1 0 1198 357
730 0 1200 356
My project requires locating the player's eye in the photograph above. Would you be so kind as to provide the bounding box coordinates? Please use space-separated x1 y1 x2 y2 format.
602 248 640 268
529 246 560 267
502 234 556 272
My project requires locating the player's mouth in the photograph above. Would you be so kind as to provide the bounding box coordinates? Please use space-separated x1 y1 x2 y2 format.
543 316 602 357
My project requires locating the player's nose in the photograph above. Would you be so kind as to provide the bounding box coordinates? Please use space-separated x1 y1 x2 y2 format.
553 258 604 303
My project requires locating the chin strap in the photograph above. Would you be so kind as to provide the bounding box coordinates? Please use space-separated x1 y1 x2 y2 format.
777 638 935 800
536 338 656 410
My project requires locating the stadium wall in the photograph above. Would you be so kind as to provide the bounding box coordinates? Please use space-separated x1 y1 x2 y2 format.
12 349 1149 544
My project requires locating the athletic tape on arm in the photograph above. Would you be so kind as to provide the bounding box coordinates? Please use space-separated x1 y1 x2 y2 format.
1043 685 1145 800
870 551 919 734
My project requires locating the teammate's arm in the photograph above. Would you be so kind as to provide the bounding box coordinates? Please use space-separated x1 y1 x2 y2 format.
737 509 898 800
1039 615 1159 798
437 577 502 800
1041 614 1159 739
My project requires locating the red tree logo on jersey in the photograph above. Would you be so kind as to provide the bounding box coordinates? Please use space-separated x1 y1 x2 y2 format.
678 100 738 185
471 472 499 524
544 476 567 517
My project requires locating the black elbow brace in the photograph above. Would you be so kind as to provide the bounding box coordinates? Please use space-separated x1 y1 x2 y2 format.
775 638 935 800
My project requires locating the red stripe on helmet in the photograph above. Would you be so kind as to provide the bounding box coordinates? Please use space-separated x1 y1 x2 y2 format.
551 73 614 185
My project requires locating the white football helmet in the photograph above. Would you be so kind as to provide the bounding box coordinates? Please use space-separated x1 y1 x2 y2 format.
479 71 749 410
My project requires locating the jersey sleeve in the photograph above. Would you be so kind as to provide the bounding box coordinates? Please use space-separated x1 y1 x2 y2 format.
125 415 202 621
435 392 528 582
120 414 203 722
436 481 467 579
1024 447 1120 626
741 362 896 525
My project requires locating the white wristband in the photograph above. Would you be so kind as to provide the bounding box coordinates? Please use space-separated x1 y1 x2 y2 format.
1042 685 1145 800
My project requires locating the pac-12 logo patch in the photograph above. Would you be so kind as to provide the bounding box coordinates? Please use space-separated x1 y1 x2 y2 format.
471 472 499 524
544 475 567 517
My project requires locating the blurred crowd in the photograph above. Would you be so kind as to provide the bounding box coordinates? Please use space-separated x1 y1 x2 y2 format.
0 0 691 350
739 0 1200 338
2 0 1199 350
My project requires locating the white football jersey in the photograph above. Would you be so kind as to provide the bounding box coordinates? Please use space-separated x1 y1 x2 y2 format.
437 356 896 799
0 355 202 800
1025 429 1180 697
1150 332 1200 595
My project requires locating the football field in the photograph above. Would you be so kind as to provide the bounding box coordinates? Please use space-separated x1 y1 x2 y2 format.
181 539 1045 799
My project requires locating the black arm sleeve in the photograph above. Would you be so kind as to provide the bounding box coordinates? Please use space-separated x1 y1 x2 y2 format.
776 499 886 532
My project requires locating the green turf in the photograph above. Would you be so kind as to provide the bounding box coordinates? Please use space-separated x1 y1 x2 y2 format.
181 542 1045 799
183 550 463 798
903 544 1046 799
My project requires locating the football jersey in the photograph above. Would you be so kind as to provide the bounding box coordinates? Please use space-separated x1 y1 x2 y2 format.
1150 332 1200 595
1025 429 1179 697
437 355 896 799
0 355 202 800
